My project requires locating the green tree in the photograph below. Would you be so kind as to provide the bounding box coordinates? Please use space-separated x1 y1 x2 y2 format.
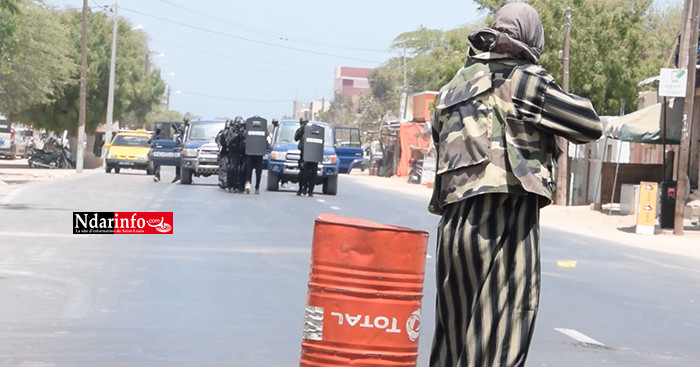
147 110 184 125
0 0 20 74
389 25 480 93
355 92 386 133
0 0 18 13
328 1 681 128
0 2 73 117
12 8 165 134
316 91 357 126
363 23 482 127
366 62 403 120
471 0 681 115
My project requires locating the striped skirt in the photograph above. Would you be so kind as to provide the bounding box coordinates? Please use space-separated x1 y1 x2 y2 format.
429 193 541 367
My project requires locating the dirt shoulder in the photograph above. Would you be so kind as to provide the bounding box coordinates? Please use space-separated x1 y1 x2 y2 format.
346 171 700 260
0 158 80 186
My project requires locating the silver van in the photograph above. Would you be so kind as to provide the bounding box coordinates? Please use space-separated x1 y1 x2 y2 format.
13 125 35 158
0 120 16 159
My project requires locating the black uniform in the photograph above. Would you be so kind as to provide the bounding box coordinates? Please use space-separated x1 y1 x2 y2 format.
246 155 264 194
294 121 307 196
301 161 318 196
244 117 269 195
229 118 247 193
294 118 317 197
216 123 231 189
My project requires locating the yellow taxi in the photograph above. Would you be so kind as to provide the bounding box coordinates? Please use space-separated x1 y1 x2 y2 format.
104 129 154 174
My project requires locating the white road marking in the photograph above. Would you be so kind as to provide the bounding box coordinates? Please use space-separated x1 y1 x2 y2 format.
555 328 606 347
0 185 26 204
0 231 94 238
330 206 341 210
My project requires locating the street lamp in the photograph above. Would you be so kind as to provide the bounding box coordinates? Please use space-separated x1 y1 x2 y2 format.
78 0 88 172
104 9 154 157
166 88 181 111
145 51 164 74
104 2 118 159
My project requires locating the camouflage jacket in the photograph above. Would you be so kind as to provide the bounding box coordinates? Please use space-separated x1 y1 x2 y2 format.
428 49 602 215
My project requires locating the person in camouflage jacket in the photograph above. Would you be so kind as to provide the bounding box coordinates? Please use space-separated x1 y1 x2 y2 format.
428 3 602 367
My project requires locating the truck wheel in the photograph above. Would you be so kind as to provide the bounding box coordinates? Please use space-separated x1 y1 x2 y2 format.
180 167 193 184
266 171 279 191
105 165 112 173
323 176 338 195
114 167 121 173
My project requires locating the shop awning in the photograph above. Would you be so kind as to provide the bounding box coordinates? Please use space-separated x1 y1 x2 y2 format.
604 98 683 144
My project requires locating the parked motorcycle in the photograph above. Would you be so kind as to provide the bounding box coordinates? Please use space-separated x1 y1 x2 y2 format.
27 131 74 169
408 157 423 184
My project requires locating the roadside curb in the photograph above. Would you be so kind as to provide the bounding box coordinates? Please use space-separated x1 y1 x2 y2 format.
0 166 100 203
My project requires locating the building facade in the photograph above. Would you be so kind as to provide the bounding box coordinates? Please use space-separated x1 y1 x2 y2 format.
333 66 372 99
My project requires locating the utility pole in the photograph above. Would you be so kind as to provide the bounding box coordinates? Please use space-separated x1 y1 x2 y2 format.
401 41 408 121
555 7 572 206
166 85 171 111
105 3 118 154
674 0 699 235
77 0 88 173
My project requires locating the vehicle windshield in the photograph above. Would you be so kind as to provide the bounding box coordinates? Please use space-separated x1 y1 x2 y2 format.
154 123 182 140
187 121 226 141
277 123 334 148
112 135 150 147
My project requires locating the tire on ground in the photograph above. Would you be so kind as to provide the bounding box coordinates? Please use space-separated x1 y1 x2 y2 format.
266 171 279 191
180 167 193 184
323 176 338 195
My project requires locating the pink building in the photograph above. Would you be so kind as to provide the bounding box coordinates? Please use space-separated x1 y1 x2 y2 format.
334 66 372 98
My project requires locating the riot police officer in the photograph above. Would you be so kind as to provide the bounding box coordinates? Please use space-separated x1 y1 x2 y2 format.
244 116 269 195
216 120 232 189
294 117 308 196
230 116 247 193
152 126 163 183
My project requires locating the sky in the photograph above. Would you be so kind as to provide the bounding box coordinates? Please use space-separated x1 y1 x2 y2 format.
44 0 487 121
44 0 683 122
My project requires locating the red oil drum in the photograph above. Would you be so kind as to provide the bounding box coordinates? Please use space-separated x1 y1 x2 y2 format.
300 213 429 366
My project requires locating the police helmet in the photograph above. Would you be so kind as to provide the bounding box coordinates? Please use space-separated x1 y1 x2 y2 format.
234 116 244 125
299 117 309 126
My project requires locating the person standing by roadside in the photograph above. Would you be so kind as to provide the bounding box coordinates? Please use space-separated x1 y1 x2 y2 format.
216 120 232 190
244 116 269 195
294 117 308 196
230 116 247 193
151 126 163 183
428 3 602 366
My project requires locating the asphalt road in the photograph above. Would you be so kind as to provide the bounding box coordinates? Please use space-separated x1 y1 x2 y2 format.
0 167 699 366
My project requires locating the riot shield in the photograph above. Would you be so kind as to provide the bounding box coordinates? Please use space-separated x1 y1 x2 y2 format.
302 124 324 163
245 116 268 156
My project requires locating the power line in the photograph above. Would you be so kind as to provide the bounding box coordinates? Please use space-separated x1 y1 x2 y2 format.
179 90 294 103
569 20 604 42
120 6 384 65
151 39 332 71
157 0 389 54
170 73 328 90
160 55 330 75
